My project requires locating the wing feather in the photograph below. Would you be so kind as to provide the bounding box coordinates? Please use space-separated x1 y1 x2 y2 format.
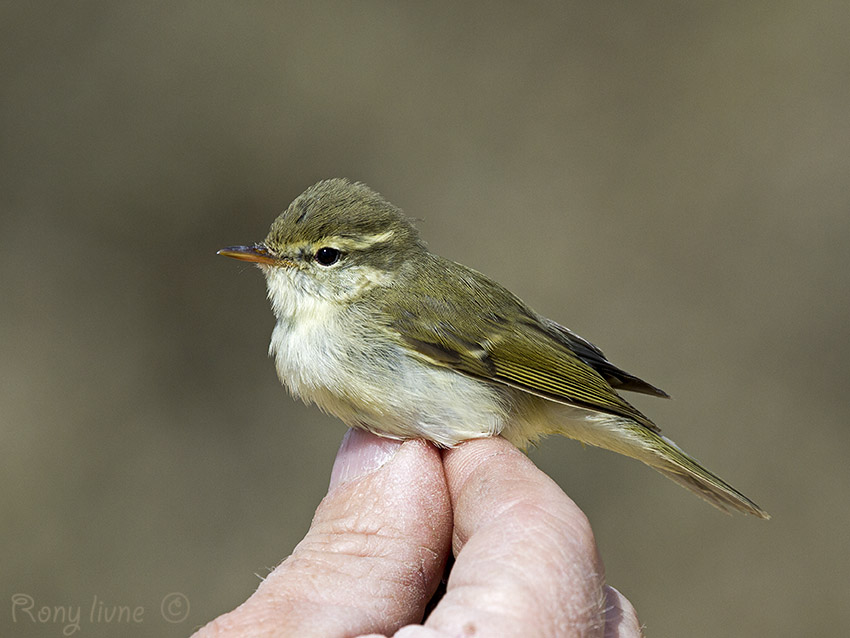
385 257 662 432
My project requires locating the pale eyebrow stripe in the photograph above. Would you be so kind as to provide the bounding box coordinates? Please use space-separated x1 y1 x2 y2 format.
328 230 396 250
281 230 397 255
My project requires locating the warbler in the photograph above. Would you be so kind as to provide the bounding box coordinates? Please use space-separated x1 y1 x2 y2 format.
219 178 768 518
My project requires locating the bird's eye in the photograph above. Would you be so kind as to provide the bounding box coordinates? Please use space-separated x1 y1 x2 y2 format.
314 247 341 266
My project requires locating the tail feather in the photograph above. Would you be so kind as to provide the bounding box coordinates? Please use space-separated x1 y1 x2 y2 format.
637 431 770 519
516 405 770 518
653 461 769 518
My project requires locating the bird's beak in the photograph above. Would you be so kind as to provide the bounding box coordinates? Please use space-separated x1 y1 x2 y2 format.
217 244 281 265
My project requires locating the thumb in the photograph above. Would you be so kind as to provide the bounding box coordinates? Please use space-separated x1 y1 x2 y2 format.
329 428 405 490
194 429 452 638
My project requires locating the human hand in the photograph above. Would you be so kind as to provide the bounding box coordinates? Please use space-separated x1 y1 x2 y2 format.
193 430 642 637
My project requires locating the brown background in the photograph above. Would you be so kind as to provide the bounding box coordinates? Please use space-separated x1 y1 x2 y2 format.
3 2 849 636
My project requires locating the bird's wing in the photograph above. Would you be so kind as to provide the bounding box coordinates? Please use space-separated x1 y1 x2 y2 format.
385 258 661 432
539 317 670 398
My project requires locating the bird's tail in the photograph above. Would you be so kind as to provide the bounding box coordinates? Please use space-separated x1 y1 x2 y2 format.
642 430 770 518
514 406 770 519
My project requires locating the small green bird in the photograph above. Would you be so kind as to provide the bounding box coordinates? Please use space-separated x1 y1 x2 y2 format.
219 178 768 518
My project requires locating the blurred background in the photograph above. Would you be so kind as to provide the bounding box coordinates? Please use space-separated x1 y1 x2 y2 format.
2 2 848 636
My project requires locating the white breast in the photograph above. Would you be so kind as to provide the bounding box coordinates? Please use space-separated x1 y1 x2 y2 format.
264 265 512 446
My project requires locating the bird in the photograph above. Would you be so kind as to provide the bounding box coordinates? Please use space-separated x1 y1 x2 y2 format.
219 178 768 518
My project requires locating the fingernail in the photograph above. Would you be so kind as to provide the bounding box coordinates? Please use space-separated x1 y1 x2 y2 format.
328 428 404 491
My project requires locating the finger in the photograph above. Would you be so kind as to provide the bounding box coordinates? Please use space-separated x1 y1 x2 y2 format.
328 426 407 490
377 587 643 638
428 436 608 638
194 430 453 638
602 586 643 638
